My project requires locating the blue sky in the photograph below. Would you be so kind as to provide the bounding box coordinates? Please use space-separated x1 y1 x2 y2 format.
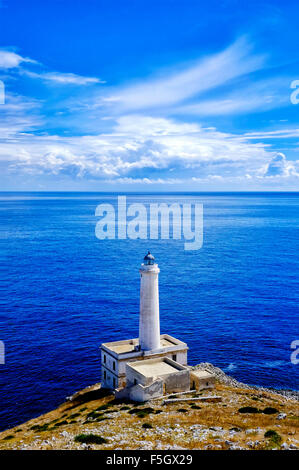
0 0 299 191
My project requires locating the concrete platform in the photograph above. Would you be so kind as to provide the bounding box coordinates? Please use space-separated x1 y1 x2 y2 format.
129 357 184 378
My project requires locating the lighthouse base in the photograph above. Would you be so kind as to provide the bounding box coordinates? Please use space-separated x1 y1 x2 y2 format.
100 334 188 390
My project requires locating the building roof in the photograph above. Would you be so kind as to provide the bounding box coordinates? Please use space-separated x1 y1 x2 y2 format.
191 370 214 379
101 334 188 358
127 357 187 378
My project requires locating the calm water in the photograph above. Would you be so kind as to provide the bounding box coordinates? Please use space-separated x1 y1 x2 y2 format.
0 192 298 431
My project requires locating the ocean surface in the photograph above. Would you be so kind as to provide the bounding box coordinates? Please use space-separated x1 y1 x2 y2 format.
0 192 298 431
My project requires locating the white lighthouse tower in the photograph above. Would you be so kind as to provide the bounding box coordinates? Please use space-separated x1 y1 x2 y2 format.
139 251 160 351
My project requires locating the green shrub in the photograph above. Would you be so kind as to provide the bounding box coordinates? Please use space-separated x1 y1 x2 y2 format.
142 423 153 429
2 435 14 440
86 411 101 420
96 416 108 422
191 404 201 409
142 407 155 414
238 406 260 414
74 434 108 445
30 424 41 430
69 412 80 419
120 406 130 411
54 420 68 427
263 407 278 415
96 404 110 411
30 423 49 432
178 408 188 413
129 407 154 415
264 430 282 445
136 411 147 418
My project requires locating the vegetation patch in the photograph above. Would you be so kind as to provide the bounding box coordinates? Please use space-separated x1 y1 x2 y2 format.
2 435 14 440
30 423 49 432
191 404 201 409
95 404 110 411
128 407 154 417
86 411 101 420
54 420 68 427
178 408 188 413
142 423 153 429
120 406 130 411
74 434 108 445
69 412 80 419
238 406 260 414
264 430 282 446
263 407 278 415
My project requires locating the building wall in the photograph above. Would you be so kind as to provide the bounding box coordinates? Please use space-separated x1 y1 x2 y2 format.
101 349 119 376
100 346 188 390
129 379 164 402
190 372 215 391
101 365 119 389
167 350 187 365
126 363 149 387
164 369 190 394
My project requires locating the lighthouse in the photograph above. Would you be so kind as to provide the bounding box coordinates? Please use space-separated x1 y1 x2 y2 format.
100 251 189 391
139 251 160 351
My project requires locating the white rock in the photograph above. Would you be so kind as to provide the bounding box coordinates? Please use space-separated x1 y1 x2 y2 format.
276 413 287 420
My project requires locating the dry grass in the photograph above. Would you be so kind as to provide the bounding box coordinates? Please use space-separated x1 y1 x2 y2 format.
0 382 298 450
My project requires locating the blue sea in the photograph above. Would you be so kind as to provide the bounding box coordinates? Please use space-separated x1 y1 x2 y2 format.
0 192 298 431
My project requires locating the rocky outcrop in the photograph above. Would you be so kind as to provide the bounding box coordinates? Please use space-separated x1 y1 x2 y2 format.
192 363 299 401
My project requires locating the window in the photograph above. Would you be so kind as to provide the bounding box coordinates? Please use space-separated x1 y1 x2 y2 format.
172 354 177 361
192 381 195 390
113 361 116 371
104 370 106 380
113 378 116 388
103 354 106 363
134 379 137 385
206 382 209 386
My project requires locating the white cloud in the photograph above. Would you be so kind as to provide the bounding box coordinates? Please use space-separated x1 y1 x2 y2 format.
0 50 36 69
0 114 274 179
176 76 290 116
1 109 298 189
263 152 299 177
22 70 105 85
244 129 299 139
0 38 297 189
103 37 265 112
0 48 104 86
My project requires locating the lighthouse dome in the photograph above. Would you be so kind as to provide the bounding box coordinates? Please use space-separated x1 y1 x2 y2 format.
144 251 155 265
